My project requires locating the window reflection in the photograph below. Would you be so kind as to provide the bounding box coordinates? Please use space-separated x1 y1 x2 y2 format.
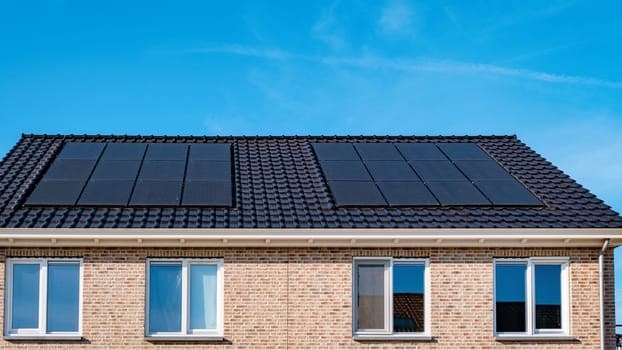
495 264 526 332
393 264 424 332
149 264 182 333
535 265 562 329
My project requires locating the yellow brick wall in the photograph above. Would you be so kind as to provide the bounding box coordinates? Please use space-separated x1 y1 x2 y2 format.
0 247 614 349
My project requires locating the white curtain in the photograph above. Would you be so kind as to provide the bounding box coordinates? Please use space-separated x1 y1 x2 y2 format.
190 265 217 330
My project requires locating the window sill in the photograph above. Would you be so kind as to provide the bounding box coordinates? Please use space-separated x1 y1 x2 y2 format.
353 334 433 341
495 334 575 341
4 335 82 341
145 335 224 342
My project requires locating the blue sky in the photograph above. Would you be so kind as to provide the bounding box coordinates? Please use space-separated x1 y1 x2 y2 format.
1 0 621 322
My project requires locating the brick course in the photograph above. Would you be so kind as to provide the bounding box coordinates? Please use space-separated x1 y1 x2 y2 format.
0 247 614 349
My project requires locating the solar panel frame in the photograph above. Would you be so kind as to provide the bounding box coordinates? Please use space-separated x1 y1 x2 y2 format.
57 142 106 160
138 161 186 181
312 143 360 161
376 181 438 206
25 180 86 206
409 161 467 181
364 161 420 181
144 143 188 161
129 180 183 206
186 161 231 181
327 181 387 206
77 180 135 206
182 181 233 206
354 143 403 160
426 181 491 206
90 160 141 180
396 143 447 160
100 143 147 161
474 180 543 206
319 161 372 181
42 160 97 181
189 144 231 161
437 143 491 160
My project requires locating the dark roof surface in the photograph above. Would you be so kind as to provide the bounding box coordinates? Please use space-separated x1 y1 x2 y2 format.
0 134 620 229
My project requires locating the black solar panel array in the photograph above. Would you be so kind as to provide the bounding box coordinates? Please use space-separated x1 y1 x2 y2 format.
25 142 233 207
313 142 542 207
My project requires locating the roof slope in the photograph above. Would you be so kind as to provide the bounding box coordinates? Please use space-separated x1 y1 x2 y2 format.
0 134 620 229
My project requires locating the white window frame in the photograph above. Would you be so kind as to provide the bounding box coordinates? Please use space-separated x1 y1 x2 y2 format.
352 257 431 340
493 257 570 340
4 258 83 340
145 258 224 341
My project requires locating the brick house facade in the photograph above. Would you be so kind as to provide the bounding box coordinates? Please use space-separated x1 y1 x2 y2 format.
0 135 620 349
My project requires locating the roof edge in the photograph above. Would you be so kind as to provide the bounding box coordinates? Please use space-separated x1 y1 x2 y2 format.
0 227 620 248
21 133 518 140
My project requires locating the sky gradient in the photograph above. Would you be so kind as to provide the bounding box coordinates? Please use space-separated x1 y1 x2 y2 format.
1 0 621 323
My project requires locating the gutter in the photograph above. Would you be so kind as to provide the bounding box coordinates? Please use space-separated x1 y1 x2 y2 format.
599 239 610 350
0 228 621 248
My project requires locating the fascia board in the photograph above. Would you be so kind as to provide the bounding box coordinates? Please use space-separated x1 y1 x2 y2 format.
0 228 621 248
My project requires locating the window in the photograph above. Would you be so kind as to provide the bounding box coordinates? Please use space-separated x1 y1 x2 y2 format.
4 258 82 339
352 257 430 339
494 257 569 338
146 258 223 340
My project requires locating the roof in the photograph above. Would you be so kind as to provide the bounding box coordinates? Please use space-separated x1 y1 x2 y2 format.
0 134 620 230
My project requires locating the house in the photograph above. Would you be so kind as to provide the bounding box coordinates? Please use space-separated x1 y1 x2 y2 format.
0 133 621 349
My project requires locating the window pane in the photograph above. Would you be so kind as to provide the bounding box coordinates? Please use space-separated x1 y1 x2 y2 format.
393 264 424 332
535 264 562 329
495 264 526 332
149 264 182 333
11 264 40 329
189 264 217 330
357 263 385 330
47 263 80 332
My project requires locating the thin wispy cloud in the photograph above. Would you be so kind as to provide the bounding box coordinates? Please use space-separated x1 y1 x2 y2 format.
180 44 622 89
311 1 348 50
181 44 290 60
378 0 415 36
322 55 622 89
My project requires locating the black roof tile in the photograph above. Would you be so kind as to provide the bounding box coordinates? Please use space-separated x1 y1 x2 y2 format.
0 134 620 229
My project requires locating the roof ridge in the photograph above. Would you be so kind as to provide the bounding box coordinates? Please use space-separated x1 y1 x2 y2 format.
21 134 518 140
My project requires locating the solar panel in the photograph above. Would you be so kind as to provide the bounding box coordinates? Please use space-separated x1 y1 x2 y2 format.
396 143 447 160
474 180 542 206
129 180 183 206
78 180 134 206
182 181 232 206
454 160 514 180
25 180 86 206
25 142 235 208
354 143 403 160
437 143 490 160
320 161 372 181
138 161 185 181
43 160 97 181
90 161 141 180
186 161 231 181
57 142 105 160
426 181 491 206
409 161 467 181
101 143 147 160
365 161 419 181
312 143 359 160
144 143 188 161
189 144 231 161
327 181 386 206
376 182 438 206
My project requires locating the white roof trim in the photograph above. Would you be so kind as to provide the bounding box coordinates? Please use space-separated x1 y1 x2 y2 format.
0 228 620 248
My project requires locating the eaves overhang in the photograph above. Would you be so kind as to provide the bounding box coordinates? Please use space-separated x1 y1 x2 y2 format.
0 228 621 248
